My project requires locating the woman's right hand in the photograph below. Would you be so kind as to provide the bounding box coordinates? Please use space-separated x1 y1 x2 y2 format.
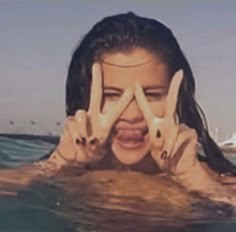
49 63 133 167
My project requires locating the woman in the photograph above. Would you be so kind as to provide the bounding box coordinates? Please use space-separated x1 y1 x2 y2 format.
1 12 235 200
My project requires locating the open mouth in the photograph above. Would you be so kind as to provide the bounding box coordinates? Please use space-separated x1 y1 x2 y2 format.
114 129 148 149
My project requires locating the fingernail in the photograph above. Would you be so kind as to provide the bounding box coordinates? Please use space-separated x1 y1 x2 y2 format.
161 150 168 160
89 137 98 145
75 138 81 145
156 129 161 138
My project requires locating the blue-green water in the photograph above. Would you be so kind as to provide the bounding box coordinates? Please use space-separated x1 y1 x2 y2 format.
0 135 236 232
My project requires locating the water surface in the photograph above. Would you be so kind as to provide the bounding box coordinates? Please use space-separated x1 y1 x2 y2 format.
0 135 236 232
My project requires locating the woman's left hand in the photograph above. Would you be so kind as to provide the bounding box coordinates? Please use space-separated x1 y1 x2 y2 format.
134 70 199 175
135 70 236 200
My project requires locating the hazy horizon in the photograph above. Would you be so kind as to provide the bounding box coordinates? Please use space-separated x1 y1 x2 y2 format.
0 1 236 140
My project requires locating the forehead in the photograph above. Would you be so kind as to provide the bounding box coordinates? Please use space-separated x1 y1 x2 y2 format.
101 49 169 88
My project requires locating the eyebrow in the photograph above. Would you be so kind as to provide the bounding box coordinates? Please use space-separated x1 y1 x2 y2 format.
104 85 167 92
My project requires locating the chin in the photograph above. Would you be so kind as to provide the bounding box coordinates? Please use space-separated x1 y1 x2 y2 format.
111 136 150 165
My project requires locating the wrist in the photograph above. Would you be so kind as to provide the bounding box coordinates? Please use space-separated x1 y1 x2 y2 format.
49 146 91 168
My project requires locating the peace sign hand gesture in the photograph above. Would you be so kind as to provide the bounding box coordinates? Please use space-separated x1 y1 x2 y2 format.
135 70 199 174
50 63 133 167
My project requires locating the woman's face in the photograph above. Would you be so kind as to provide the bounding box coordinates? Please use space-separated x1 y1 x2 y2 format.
101 48 170 165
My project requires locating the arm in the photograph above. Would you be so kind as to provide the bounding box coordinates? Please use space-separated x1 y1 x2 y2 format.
0 145 68 193
0 157 60 188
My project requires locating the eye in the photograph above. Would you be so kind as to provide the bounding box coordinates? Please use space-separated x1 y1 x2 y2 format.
103 92 121 100
145 92 165 101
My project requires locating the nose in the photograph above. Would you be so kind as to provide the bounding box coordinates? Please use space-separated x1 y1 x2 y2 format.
119 97 144 123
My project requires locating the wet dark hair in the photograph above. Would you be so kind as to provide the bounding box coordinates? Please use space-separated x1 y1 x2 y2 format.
66 12 236 175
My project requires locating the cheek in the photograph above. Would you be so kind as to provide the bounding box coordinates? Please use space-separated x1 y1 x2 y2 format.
101 100 117 114
149 99 165 118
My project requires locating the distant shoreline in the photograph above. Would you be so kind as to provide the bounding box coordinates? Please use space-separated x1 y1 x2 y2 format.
1 133 235 155
0 133 59 144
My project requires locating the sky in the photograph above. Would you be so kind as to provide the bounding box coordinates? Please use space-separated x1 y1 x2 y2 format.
0 0 236 138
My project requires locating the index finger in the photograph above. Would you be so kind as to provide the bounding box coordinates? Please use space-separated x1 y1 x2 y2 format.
88 63 103 115
165 70 183 120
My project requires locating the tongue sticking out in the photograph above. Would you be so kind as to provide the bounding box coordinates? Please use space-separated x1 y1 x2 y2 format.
116 130 145 142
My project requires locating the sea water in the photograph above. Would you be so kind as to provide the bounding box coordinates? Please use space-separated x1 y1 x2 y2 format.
0 135 236 232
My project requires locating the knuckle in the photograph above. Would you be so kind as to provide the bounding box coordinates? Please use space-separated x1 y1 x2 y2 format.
75 110 87 121
75 109 86 115
178 124 197 136
64 117 77 130
189 128 198 137
64 116 73 126
178 123 188 130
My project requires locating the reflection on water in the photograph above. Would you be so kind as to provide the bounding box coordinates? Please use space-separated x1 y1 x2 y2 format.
1 169 235 232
